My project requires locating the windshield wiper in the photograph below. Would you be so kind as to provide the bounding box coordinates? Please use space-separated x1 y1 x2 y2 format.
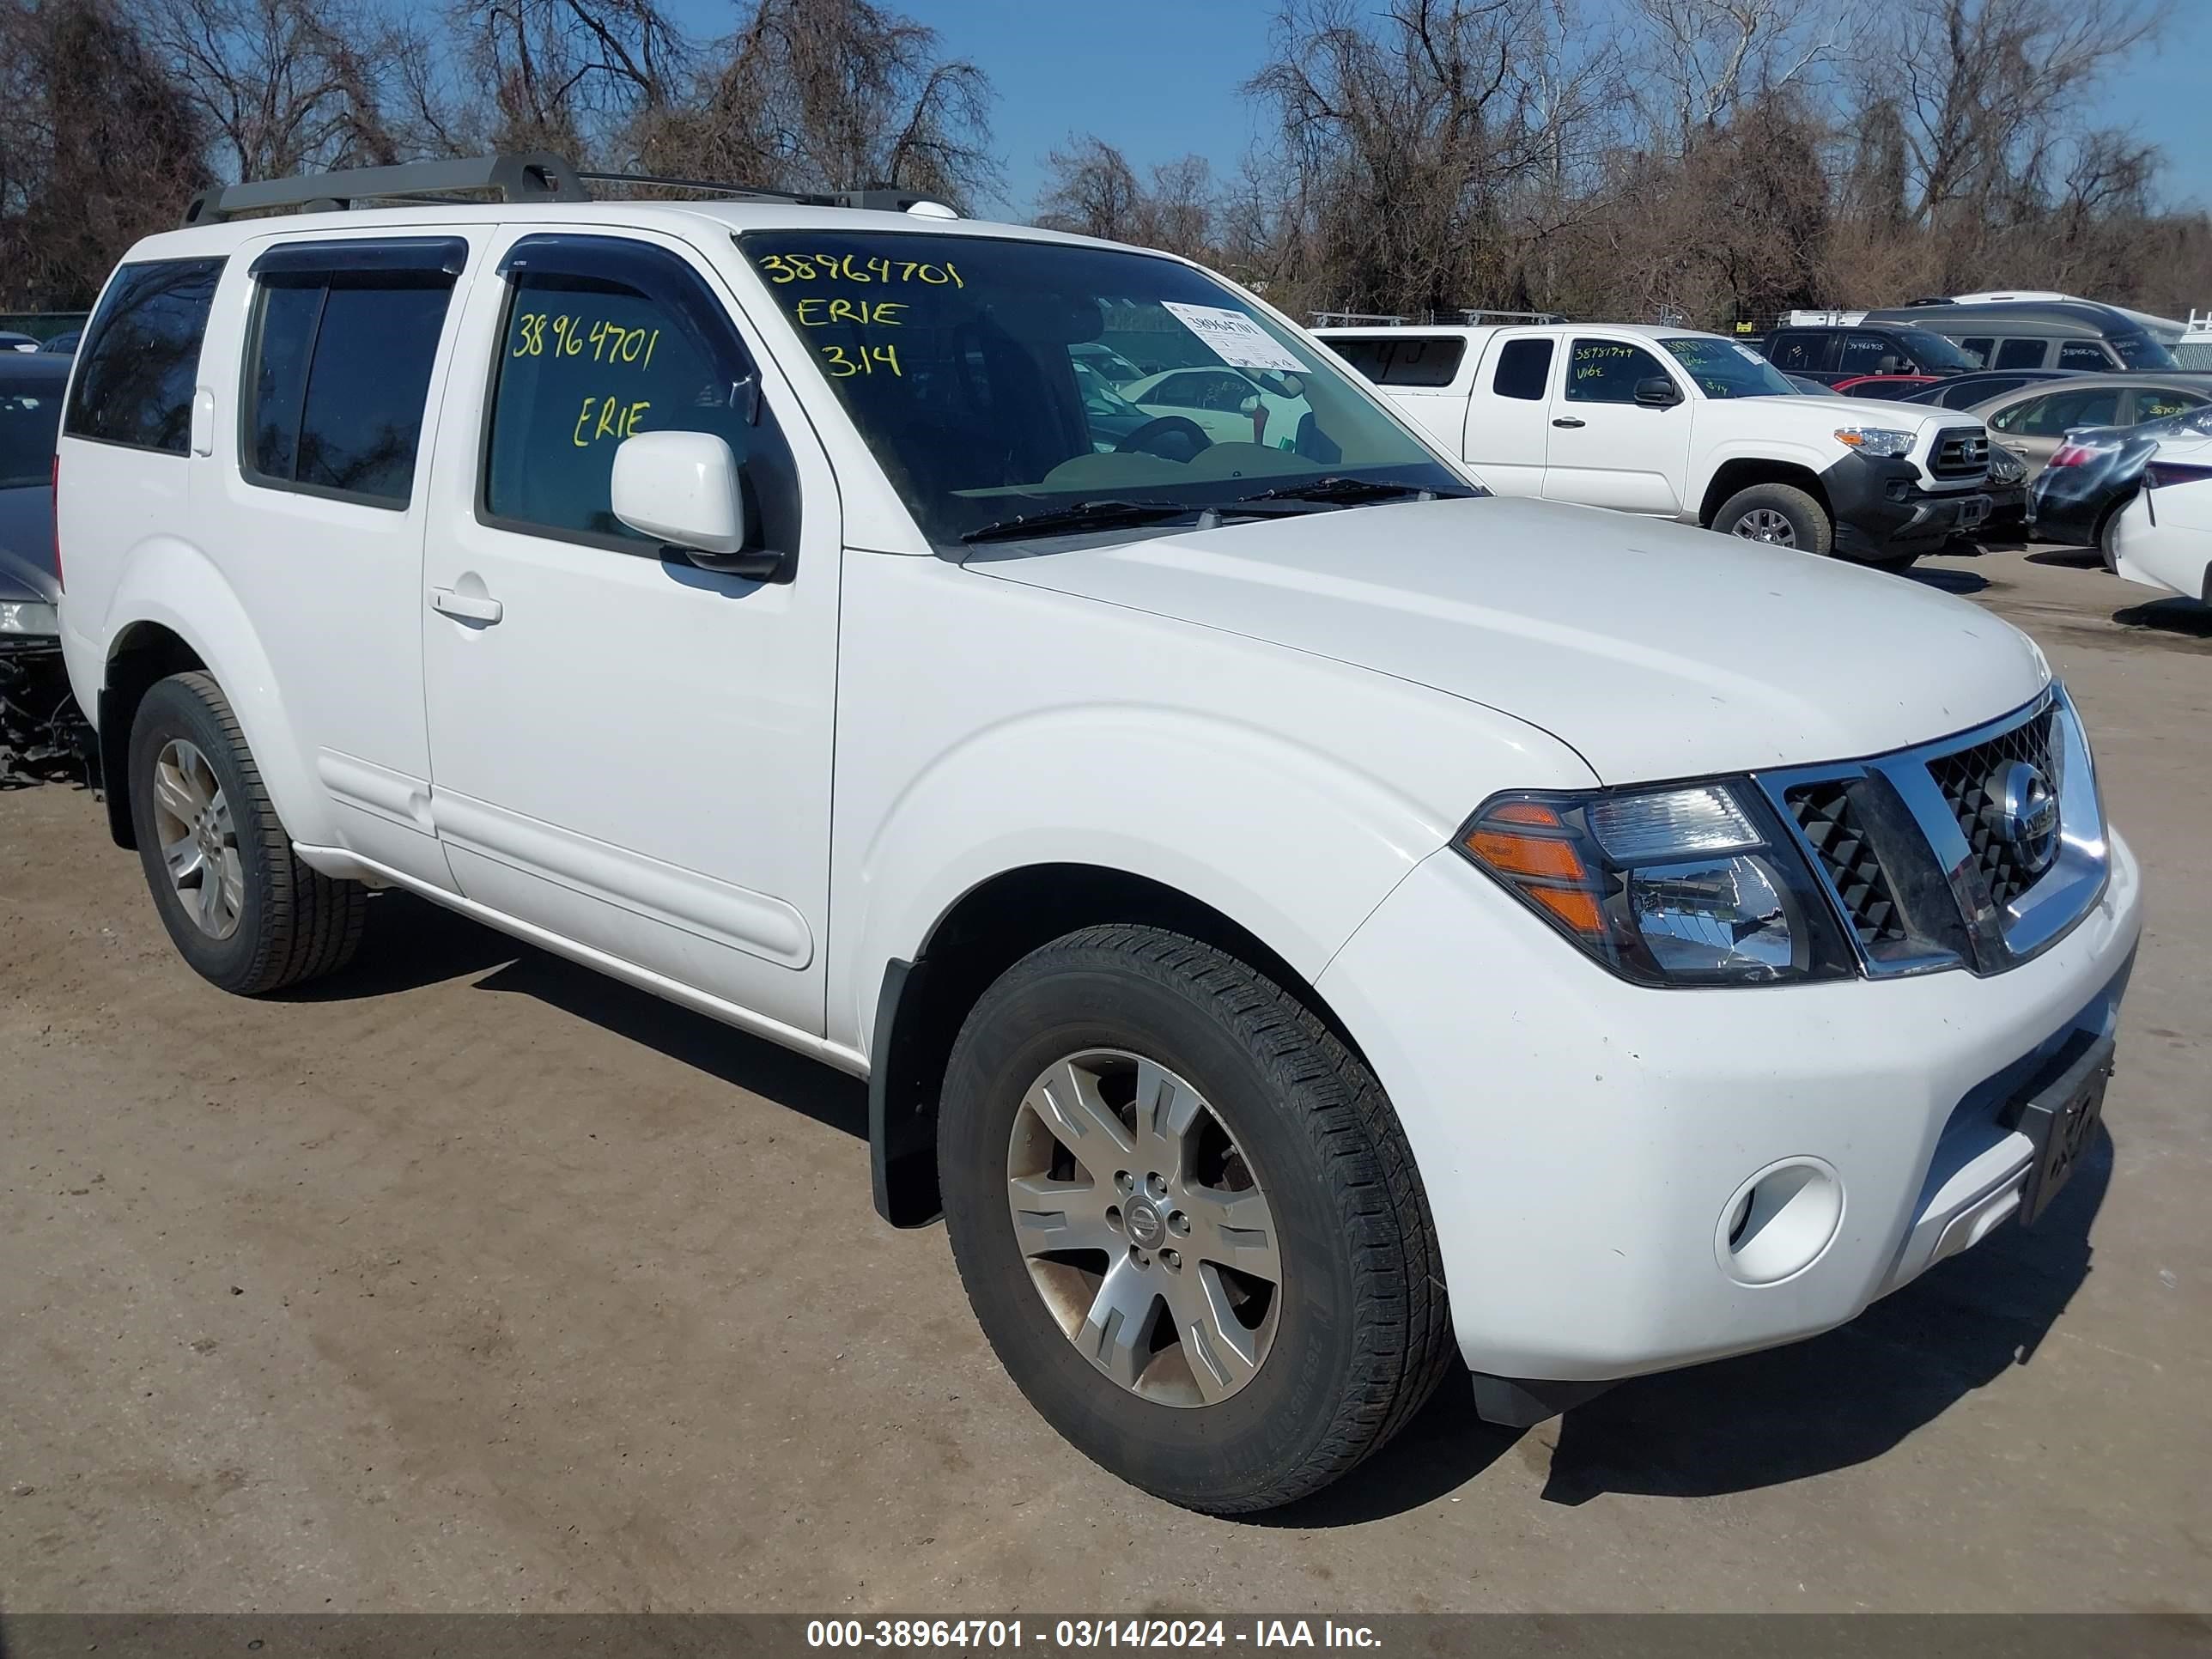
1236 477 1457 507
962 499 1218 544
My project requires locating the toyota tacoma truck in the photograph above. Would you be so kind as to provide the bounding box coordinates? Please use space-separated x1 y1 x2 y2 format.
1320 321 1992 568
54 155 2136 1514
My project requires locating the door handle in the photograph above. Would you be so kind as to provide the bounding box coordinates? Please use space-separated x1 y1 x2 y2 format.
429 586 503 624
1552 416 1586 428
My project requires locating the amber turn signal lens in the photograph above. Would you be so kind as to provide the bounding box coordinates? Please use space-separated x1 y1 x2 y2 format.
1462 827 1589 882
1528 884 1606 935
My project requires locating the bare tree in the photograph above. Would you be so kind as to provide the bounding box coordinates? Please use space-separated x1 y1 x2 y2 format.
451 0 688 161
1626 0 1858 155
635 0 996 205
1036 137 1144 241
142 0 404 180
1247 0 1616 319
0 0 207 307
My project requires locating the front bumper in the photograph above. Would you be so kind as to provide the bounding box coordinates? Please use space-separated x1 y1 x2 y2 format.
1822 453 1990 558
1316 830 2142 1383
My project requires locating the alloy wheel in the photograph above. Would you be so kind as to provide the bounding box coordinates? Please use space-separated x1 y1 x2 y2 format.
1732 507 1798 546
1005 1049 1282 1407
149 738 245 940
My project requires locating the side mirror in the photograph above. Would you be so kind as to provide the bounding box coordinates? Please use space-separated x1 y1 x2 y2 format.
1634 375 1682 407
611 430 782 580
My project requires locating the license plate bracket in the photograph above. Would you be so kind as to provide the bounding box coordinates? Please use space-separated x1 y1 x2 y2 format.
2013 1035 2112 1227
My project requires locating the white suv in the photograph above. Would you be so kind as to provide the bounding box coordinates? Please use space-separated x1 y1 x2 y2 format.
55 156 2142 1514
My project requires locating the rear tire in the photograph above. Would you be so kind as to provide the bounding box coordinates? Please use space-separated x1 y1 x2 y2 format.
939 925 1451 1514
127 672 366 995
1715 483 1833 557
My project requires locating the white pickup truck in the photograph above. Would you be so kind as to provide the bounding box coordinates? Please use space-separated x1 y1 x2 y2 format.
1319 322 1992 568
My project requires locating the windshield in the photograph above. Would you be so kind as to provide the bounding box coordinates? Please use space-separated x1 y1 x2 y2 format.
0 379 62 489
2112 330 2179 371
1893 327 1979 373
1659 336 1801 398
738 231 1470 544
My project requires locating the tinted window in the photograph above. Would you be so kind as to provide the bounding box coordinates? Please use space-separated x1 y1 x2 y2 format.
1959 337 1994 367
1565 338 1671 404
1993 387 2122 436
1993 338 2047 369
1329 338 1394 382
1946 375 2021 407
2057 342 2111 370
246 254 458 505
1492 337 1553 399
64 258 223 453
1768 331 1832 372
1840 333 1904 374
0 371 65 488
1378 335 1463 386
485 237 799 551
1892 325 1979 371
2133 388 2207 422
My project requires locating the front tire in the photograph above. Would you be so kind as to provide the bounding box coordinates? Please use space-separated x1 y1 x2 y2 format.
127 672 366 995
1715 482 1833 557
939 925 1451 1513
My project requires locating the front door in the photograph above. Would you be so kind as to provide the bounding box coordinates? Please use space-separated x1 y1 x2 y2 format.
1989 384 2124 478
419 228 841 1035
1543 337 1691 514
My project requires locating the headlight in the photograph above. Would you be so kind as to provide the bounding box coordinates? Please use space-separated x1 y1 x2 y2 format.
1832 426 1915 459
0 599 59 636
1454 782 1856 987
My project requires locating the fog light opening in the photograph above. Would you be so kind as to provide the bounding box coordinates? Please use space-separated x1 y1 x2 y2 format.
1716 1158 1844 1285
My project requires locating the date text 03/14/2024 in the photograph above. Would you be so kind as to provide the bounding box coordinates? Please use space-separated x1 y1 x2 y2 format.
804 1620 1383 1650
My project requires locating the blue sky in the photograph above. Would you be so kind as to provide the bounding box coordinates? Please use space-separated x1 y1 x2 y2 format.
665 0 2212 218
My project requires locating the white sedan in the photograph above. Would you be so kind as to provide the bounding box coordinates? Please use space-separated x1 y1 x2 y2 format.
2110 434 2212 605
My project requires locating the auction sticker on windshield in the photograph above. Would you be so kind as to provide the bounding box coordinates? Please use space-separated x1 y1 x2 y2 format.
1160 303 1305 372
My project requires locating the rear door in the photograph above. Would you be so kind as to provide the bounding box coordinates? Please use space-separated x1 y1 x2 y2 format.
1989 384 2124 476
1766 330 1838 384
1542 337 1689 514
198 230 479 892
1459 331 1552 495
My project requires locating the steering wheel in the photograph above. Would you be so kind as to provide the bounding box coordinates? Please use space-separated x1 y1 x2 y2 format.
1115 416 1212 464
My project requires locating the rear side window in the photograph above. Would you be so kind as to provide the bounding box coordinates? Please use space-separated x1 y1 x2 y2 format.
244 239 466 507
483 235 799 553
1993 338 2046 369
2057 342 2111 370
1491 337 1553 399
1767 331 1832 373
1328 338 1395 382
1378 335 1463 387
64 258 224 454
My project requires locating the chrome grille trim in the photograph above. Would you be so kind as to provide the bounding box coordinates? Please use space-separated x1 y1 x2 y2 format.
1754 685 2108 978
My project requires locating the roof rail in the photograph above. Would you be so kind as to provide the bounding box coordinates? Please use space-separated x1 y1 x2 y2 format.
183 153 587 226
181 153 960 227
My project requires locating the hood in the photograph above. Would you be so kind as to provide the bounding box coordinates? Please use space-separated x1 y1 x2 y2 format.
969 496 2047 783
1762 392 1943 424
0 484 56 605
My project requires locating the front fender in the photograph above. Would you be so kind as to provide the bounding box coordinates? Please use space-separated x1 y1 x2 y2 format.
835 696 1595 1056
94 535 330 847
1690 436 1845 510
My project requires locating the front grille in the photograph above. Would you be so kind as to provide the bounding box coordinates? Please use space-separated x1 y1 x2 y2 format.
1931 426 1990 478
1926 704 2057 910
1784 781 1909 951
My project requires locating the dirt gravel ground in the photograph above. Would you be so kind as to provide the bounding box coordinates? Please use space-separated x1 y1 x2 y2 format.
3 543 2209 1614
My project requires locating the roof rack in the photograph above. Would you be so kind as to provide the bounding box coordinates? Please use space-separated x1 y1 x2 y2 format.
181 152 958 227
